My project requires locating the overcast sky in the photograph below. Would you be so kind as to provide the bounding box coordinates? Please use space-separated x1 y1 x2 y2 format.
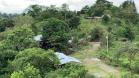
0 0 139 14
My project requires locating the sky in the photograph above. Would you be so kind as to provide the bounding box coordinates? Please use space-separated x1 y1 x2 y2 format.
0 0 139 14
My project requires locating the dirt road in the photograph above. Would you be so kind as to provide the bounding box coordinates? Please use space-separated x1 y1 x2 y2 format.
72 42 120 78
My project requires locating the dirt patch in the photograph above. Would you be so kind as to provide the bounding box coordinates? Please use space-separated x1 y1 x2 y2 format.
72 42 121 78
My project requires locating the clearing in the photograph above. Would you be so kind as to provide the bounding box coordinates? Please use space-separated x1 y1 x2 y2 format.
71 42 121 78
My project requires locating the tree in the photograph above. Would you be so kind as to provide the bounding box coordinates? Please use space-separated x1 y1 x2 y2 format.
0 18 13 32
37 7 63 21
124 26 135 41
11 48 59 75
61 3 69 11
5 26 38 51
11 71 24 78
0 23 5 32
13 15 34 27
0 13 17 20
114 22 135 41
81 5 89 14
0 42 18 75
119 0 137 23
0 49 17 73
102 14 111 24
45 63 87 78
24 5 43 18
120 42 139 78
67 16 80 29
11 64 42 78
90 26 106 42
89 0 113 17
42 18 70 52
0 27 38 75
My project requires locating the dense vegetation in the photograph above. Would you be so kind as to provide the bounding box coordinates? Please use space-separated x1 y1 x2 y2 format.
81 0 139 77
0 0 139 78
0 4 86 78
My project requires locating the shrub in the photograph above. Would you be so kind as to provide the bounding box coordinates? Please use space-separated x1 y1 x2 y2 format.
11 48 59 75
90 26 106 42
124 26 135 41
5 26 38 51
0 41 18 74
0 25 5 32
0 49 17 68
132 60 139 73
67 16 80 29
102 15 110 24
113 25 135 41
11 64 42 78
0 20 6 32
31 22 44 35
13 15 34 27
45 63 87 78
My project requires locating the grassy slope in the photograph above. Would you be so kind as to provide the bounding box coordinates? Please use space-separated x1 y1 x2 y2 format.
71 18 121 78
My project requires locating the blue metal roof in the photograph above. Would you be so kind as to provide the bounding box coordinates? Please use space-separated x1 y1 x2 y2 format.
55 52 81 64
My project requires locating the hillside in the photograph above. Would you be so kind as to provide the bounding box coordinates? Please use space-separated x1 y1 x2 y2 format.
0 0 139 78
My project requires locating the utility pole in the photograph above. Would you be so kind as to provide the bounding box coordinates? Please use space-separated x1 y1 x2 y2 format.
106 35 109 53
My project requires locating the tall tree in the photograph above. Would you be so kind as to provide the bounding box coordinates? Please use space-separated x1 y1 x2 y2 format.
86 0 113 17
24 5 43 18
81 5 89 14
61 3 69 11
41 18 70 52
13 15 34 27
119 0 137 23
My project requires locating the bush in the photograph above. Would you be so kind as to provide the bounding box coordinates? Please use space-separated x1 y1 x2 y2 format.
0 19 14 32
11 48 59 75
0 25 5 32
45 63 87 78
5 26 38 51
0 49 17 68
0 28 38 74
31 22 44 35
102 15 110 24
11 64 42 78
0 19 6 32
90 26 106 42
0 41 18 75
13 15 34 27
67 16 80 29
132 60 139 73
124 26 135 41
113 24 135 41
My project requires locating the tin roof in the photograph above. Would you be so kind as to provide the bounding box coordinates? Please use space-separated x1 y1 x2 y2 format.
55 52 81 64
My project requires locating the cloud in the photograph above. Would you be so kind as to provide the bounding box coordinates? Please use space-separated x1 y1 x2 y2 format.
67 0 95 11
0 0 36 13
0 0 138 13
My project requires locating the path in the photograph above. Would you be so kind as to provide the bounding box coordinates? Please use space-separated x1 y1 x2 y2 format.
72 42 120 78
